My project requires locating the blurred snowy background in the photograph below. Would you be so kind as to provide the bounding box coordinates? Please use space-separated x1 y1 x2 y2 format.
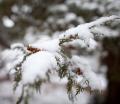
0 0 120 104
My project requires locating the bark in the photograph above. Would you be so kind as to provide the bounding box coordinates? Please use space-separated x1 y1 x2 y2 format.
102 37 120 104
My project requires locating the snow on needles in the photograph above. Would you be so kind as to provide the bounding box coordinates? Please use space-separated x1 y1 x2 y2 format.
71 55 106 90
2 46 25 71
21 16 119 88
22 51 64 84
59 15 119 49
32 39 60 52
2 15 119 91
30 15 119 51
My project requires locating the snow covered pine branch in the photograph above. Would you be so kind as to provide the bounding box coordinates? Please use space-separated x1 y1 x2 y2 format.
2 15 120 103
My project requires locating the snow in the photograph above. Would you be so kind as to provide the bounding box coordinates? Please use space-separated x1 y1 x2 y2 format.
49 4 68 13
0 82 91 104
66 0 82 7
21 5 32 13
66 0 120 15
1 15 119 103
11 5 19 13
2 16 14 28
91 26 119 37
0 82 15 104
1 48 25 71
59 15 119 49
62 39 87 49
0 0 120 102
86 15 120 28
88 38 98 50
3 15 118 86
32 83 91 104
24 27 51 44
59 22 94 49
71 55 106 90
82 2 98 10
32 39 60 52
10 43 24 49
22 51 64 84
31 15 111 54
65 13 77 22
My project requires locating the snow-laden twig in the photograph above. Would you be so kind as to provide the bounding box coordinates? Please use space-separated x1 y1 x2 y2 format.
1 15 119 103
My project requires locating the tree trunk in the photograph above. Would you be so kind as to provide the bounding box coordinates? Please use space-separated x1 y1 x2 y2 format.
102 37 120 104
